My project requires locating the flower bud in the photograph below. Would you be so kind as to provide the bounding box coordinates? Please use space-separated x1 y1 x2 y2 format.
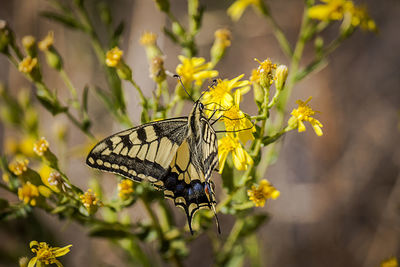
172 22 185 37
211 28 231 65
116 62 132 81
0 20 11 54
150 56 166 83
44 48 63 71
153 0 169 13
274 65 288 91
22 35 37 57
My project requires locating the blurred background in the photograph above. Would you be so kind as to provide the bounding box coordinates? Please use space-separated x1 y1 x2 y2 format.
0 0 399 266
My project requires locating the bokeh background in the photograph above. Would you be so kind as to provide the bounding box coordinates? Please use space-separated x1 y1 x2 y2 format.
0 0 399 266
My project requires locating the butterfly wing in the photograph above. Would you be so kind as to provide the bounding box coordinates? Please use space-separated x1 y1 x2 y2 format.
86 118 188 186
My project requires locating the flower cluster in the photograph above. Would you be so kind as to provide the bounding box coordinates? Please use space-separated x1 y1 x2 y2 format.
33 137 49 156
80 189 101 214
18 182 40 206
118 179 134 200
8 158 29 176
106 47 123 67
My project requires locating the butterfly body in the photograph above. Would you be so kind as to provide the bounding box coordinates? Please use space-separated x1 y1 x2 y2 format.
86 100 219 233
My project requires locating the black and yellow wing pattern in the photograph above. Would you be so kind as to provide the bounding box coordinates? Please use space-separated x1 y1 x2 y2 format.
86 101 219 233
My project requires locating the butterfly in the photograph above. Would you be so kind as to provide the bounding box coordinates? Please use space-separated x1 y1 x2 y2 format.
86 98 220 234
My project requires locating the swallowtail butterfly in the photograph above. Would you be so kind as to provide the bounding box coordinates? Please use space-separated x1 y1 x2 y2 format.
86 99 220 234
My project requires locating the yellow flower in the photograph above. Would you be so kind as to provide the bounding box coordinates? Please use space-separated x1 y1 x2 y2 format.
349 5 377 32
139 31 157 46
9 158 29 176
227 0 261 21
247 179 280 207
105 47 123 67
222 89 255 144
39 164 61 193
38 31 54 51
20 136 37 157
380 257 398 267
308 0 377 32
218 135 253 172
33 137 49 156
18 182 39 206
80 189 100 213
288 97 323 136
175 55 218 86
18 56 37 74
28 240 72 267
118 179 134 200
202 74 250 111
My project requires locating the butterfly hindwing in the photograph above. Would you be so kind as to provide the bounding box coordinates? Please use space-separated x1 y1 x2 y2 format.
86 118 188 186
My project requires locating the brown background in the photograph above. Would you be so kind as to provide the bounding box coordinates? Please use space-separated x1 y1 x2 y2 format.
0 0 399 266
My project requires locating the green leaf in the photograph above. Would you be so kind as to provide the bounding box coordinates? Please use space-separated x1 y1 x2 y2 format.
111 22 124 48
40 11 82 29
51 205 68 214
261 132 285 146
221 163 235 193
240 214 269 237
163 27 179 44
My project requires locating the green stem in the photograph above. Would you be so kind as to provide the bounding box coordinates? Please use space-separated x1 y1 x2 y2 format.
260 3 293 58
66 110 94 140
60 69 81 111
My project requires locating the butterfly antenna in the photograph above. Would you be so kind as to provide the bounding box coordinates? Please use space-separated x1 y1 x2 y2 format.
173 74 195 102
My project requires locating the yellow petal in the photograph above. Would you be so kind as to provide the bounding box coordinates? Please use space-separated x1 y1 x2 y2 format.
38 185 52 198
28 257 38 267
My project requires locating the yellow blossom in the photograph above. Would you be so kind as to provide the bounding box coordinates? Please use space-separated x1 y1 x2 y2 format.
105 47 123 67
222 89 255 144
80 189 100 213
247 179 280 207
9 158 29 175
18 182 39 206
28 240 72 267
18 56 37 74
227 0 261 21
176 55 218 86
202 74 250 112
20 136 37 157
2 173 10 184
139 31 158 46
218 135 253 172
39 164 61 193
380 257 398 267
38 31 54 51
288 97 323 136
308 0 377 32
33 137 49 156
118 179 134 200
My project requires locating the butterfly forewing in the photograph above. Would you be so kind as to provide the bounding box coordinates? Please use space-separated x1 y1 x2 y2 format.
87 118 188 186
